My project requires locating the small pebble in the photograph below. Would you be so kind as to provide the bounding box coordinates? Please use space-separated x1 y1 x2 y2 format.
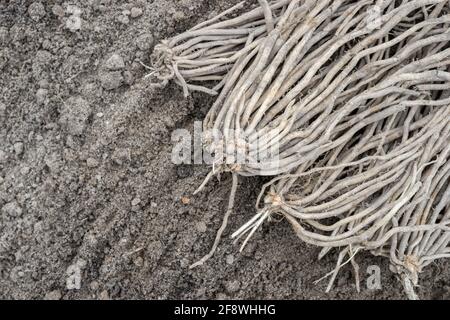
105 53 125 71
136 33 154 51
34 50 53 65
117 15 129 25
52 4 65 17
99 72 124 90
2 201 23 217
20 166 30 175
180 258 189 268
66 15 81 32
90 281 99 291
86 158 99 168
131 198 141 206
112 148 129 165
59 97 92 136
38 79 49 89
66 5 82 16
196 221 207 233
225 280 241 294
226 254 234 265
28 2 46 22
44 152 61 173
44 290 62 300
99 290 110 300
130 7 143 18
133 256 144 267
36 88 48 105
14 142 24 155
172 11 186 22
216 293 228 300
181 196 190 205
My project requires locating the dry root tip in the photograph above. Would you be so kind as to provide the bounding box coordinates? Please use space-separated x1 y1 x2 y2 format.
264 192 284 207
190 173 239 269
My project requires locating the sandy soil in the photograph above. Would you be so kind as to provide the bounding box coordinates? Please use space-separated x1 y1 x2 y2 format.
0 0 449 300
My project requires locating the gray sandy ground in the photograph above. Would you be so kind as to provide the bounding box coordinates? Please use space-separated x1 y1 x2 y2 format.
0 0 449 300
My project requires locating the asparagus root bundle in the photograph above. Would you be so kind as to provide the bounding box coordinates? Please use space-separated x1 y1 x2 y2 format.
150 0 450 298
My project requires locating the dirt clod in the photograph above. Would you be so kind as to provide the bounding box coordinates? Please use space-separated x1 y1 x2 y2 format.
52 5 65 18
2 201 23 218
196 221 207 233
99 71 124 90
131 198 141 207
44 290 62 300
13 142 24 156
66 15 81 32
59 97 92 136
36 88 48 105
105 54 125 71
225 280 241 294
86 158 99 168
131 8 143 18
226 255 234 265
136 33 154 51
28 2 46 22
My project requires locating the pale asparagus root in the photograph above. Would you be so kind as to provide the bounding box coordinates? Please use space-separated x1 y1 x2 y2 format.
189 173 239 269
